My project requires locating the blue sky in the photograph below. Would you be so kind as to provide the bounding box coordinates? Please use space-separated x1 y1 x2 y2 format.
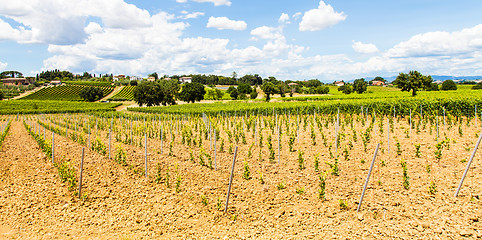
0 0 482 81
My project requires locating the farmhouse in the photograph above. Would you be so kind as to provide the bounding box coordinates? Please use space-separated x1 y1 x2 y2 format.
2 78 33 86
147 76 156 81
371 80 386 86
334 81 345 86
113 75 126 81
50 80 62 86
180 77 192 84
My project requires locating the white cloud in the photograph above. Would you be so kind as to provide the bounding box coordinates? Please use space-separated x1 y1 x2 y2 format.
293 12 302 20
299 1 346 31
206 16 247 30
250 26 282 40
278 13 290 24
352 41 379 54
387 24 482 58
176 0 231 6
179 11 205 19
0 61 7 71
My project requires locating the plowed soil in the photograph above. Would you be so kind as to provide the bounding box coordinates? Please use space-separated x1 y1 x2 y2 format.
1 116 482 239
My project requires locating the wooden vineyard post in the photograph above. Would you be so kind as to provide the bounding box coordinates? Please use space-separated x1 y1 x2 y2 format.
78 148 85 199
145 133 148 178
409 109 412 136
52 132 55 164
455 133 482 197
224 146 238 213
43 126 46 141
335 108 339 153
278 125 280 164
357 143 380 212
443 107 446 129
436 115 439 142
214 128 217 170
108 128 112 160
387 118 390 155
160 125 163 154
130 119 133 146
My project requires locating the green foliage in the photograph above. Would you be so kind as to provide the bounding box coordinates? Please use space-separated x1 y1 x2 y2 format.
326 158 339 176
400 159 410 190
277 181 286 190
298 151 305 170
22 85 114 101
237 83 252 94
338 84 353 94
243 160 251 180
261 82 277 102
441 80 457 91
79 86 104 102
179 82 206 103
109 86 136 101
393 70 432 96
353 78 368 94
201 195 208 206
318 172 327 200
134 80 178 106
428 181 437 195
114 145 127 166
414 144 421 158
56 160 78 191
0 100 119 115
296 187 305 195
338 199 348 210
258 171 265 184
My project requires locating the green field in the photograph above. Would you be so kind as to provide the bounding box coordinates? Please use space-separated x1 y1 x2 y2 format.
128 85 482 117
109 86 136 101
21 85 115 101
0 100 121 114
0 84 37 99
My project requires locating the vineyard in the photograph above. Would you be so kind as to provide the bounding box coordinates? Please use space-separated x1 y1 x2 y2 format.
1 104 481 238
21 85 115 101
0 84 36 99
0 100 121 114
109 85 136 101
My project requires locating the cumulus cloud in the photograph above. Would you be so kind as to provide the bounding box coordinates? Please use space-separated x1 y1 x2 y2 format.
279 13 290 24
387 24 482 58
206 16 247 30
250 26 282 40
299 1 346 31
352 41 379 54
176 0 231 6
179 11 205 19
0 61 7 71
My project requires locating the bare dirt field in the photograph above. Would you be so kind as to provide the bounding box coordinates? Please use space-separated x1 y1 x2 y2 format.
1 114 481 239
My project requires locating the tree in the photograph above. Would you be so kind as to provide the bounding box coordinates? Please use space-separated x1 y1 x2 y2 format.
79 87 104 102
338 84 353 94
158 79 179 105
130 80 138 86
179 82 206 103
393 70 432 96
472 82 482 90
315 86 329 94
226 86 236 94
237 83 252 94
250 89 258 99
133 81 163 107
353 78 368 94
0 90 4 100
261 82 277 102
215 89 224 100
427 83 439 91
229 88 239 100
441 80 457 91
